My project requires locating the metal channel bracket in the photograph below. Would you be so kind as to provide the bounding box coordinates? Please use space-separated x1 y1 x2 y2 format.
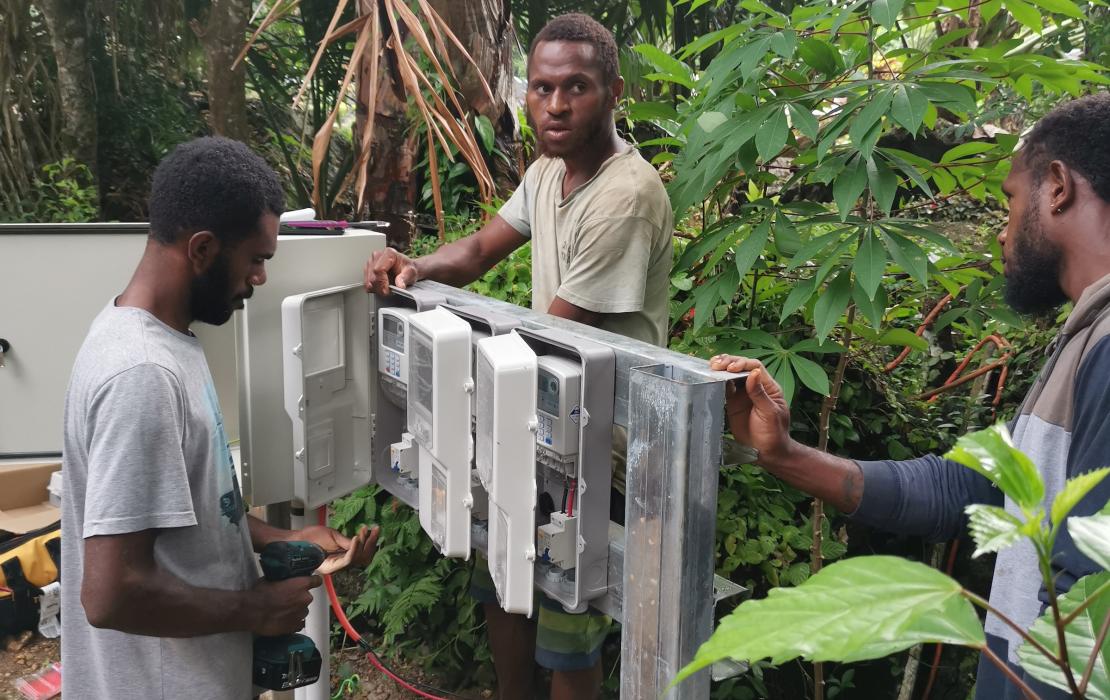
621 364 726 700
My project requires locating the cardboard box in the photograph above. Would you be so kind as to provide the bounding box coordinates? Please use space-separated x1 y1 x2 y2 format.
0 462 61 534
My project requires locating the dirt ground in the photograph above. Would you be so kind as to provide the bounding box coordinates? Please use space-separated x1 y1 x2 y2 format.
0 632 492 700
0 632 59 700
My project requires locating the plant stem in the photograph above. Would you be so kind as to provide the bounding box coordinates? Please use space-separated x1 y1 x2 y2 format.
963 590 1066 672
1040 555 1082 697
1061 577 1110 626
1078 608 1110 695
981 645 1042 700
812 304 856 700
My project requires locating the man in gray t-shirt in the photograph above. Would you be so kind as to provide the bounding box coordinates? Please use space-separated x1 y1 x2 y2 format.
364 13 671 700
62 137 377 699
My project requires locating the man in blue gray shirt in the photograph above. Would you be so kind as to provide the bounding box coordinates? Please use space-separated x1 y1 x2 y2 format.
711 93 1110 699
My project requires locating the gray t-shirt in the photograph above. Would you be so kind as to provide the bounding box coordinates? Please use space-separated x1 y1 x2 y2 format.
61 302 257 700
498 146 674 346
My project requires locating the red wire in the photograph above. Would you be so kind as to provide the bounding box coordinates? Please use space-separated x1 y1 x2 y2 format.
317 506 447 700
566 479 576 517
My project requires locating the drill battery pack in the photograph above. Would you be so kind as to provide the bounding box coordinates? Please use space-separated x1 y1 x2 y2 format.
252 633 323 690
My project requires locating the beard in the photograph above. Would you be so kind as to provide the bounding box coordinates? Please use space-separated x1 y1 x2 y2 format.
190 253 237 326
1003 200 1067 316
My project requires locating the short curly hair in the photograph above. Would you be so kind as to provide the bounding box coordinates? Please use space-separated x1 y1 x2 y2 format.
1021 92 1110 202
528 13 619 86
148 136 285 245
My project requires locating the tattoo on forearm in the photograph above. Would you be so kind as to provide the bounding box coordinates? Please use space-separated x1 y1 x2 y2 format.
841 465 863 511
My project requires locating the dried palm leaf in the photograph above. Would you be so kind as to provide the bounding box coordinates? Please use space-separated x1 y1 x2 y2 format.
310 13 372 213
232 0 301 71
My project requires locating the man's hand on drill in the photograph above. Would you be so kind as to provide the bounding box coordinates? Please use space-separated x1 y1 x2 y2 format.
294 524 380 576
248 575 321 636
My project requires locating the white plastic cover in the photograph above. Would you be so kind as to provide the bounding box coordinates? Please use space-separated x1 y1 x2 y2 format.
280 283 371 508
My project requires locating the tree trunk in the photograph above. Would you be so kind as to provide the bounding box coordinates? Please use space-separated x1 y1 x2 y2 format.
428 0 520 192
38 0 99 187
356 0 518 250
355 0 417 249
197 0 250 142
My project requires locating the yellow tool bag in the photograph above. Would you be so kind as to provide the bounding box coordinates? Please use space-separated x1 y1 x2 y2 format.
0 521 60 635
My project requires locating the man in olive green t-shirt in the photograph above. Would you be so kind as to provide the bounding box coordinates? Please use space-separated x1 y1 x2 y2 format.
364 13 671 700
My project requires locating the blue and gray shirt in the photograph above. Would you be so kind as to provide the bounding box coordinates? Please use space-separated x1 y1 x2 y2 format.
850 273 1110 700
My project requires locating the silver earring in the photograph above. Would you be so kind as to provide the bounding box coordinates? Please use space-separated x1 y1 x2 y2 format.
1056 207 1063 214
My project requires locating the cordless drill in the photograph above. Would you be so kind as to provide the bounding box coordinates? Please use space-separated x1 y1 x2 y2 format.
251 541 326 691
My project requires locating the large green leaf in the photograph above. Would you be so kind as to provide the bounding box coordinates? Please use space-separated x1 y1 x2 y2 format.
790 353 831 396
780 275 818 322
890 84 928 136
814 270 852 342
853 228 885 300
1069 513 1110 571
876 327 928 351
1026 0 1084 18
734 219 772 279
867 156 899 215
833 157 868 221
852 278 886 329
1004 0 1044 32
673 556 985 684
871 0 906 28
770 30 798 59
798 37 842 77
1052 468 1110 528
879 229 929 285
788 102 820 141
757 107 790 162
1018 572 1110 699
633 44 695 88
965 504 1025 557
849 90 893 158
946 424 1045 513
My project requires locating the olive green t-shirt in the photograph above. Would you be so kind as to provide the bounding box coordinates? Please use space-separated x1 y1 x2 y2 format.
497 146 673 347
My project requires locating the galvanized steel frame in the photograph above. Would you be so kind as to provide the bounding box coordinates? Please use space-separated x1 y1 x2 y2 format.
397 282 740 699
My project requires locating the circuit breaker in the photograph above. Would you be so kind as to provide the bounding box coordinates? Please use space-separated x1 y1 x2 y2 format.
407 307 473 558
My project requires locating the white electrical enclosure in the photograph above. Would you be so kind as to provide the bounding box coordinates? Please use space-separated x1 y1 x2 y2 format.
236 230 383 506
469 329 490 422
475 332 538 615
407 307 473 557
378 307 415 409
475 332 537 499
281 283 371 509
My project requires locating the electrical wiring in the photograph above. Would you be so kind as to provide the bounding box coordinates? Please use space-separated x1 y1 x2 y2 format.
317 506 478 700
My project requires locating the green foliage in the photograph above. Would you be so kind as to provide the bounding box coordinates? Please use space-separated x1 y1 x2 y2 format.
5 159 99 223
408 208 533 308
678 424 1110 696
632 0 1105 403
329 485 491 686
716 464 847 590
676 555 985 682
1019 572 1110 699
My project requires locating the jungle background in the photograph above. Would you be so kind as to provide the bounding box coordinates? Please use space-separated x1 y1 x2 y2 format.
2 0 1108 697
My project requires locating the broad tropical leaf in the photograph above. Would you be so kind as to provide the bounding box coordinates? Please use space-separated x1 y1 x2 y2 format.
1052 468 1110 528
965 504 1024 557
946 424 1045 512
673 556 985 685
1018 572 1110 699
1069 513 1110 571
